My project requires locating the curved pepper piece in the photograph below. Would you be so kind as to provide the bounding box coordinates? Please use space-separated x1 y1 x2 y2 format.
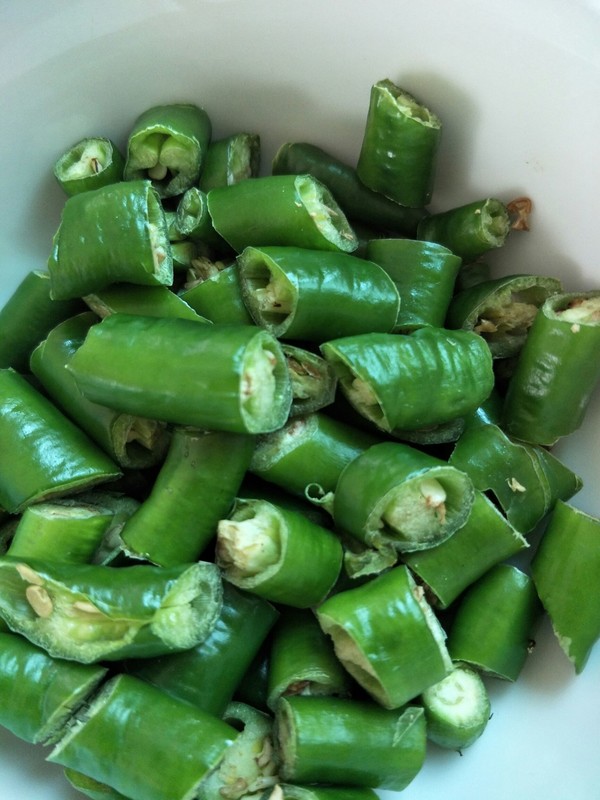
54 137 125 196
333 442 474 553
0 368 121 514
282 345 337 418
124 103 212 198
0 557 222 663
67 314 292 434
48 179 173 300
179 258 253 325
199 132 261 191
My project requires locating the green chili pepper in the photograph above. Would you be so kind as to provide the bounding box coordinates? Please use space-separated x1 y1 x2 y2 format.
275 695 426 791
0 270 84 373
403 491 528 609
179 257 253 325
421 663 491 751
249 412 379 502
333 442 474 553
199 132 261 191
6 500 113 564
128 583 278 717
124 103 212 198
216 497 343 608
0 368 121 514
449 421 582 533
120 427 255 567
447 564 543 681
64 769 129 800
202 701 279 800
366 238 462 332
317 565 452 708
320 327 494 434
267 608 351 711
238 246 400 341
83 283 208 322
176 187 228 251
53 137 125 196
282 345 337 417
67 314 292 434
48 179 173 301
47 673 238 800
417 198 511 262
277 785 379 800
446 274 563 358
356 79 441 208
234 642 271 713
0 557 222 663
68 490 142 566
0 631 107 744
502 291 600 445
207 174 358 254
531 501 600 673
453 260 492 292
30 312 171 470
271 141 427 235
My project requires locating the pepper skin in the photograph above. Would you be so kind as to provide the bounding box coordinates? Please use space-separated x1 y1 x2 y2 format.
53 137 125 196
124 103 212 198
199 132 261 191
179 259 254 325
0 368 121 514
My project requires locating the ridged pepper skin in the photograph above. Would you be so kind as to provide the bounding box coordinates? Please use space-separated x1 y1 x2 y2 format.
127 582 278 717
238 246 400 341
333 442 474 553
120 427 255 567
321 327 494 434
53 137 125 196
502 291 600 445
366 238 462 332
124 103 212 198
447 564 543 681
67 314 292 434
0 270 84 372
316 565 452 709
446 274 562 358
47 674 238 800
271 141 427 236
532 501 600 673
30 313 171 471
47 180 173 301
207 174 358 254
275 695 426 791
0 632 107 744
0 557 222 663
0 368 121 514
356 79 441 208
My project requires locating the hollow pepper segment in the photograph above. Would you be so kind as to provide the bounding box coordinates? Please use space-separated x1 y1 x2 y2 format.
333 442 475 553
53 136 125 196
0 557 222 663
531 501 600 673
216 497 343 608
199 132 261 191
0 368 121 514
238 246 400 341
48 180 173 300
124 103 212 197
316 565 452 708
356 79 441 208
67 314 292 434
321 327 494 434
207 174 358 254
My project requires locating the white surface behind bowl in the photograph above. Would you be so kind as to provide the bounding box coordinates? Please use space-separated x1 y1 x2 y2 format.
0 2 599 799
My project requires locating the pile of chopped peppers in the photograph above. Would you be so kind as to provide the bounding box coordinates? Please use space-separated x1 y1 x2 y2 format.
0 80 599 800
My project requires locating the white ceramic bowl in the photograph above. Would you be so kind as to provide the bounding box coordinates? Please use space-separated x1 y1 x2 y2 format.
1 1 599 799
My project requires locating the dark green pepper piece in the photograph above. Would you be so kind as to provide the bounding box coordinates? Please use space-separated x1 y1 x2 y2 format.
446 274 563 358
124 103 212 198
30 312 171 470
48 179 173 300
67 314 292 434
83 283 208 322
207 174 358 254
238 245 400 341
0 557 222 663
180 258 254 325
0 368 121 514
356 79 441 208
502 291 600 445
53 137 125 196
271 141 427 235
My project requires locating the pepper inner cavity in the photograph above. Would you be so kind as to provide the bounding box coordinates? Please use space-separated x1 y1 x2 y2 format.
379 476 449 544
216 503 281 580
